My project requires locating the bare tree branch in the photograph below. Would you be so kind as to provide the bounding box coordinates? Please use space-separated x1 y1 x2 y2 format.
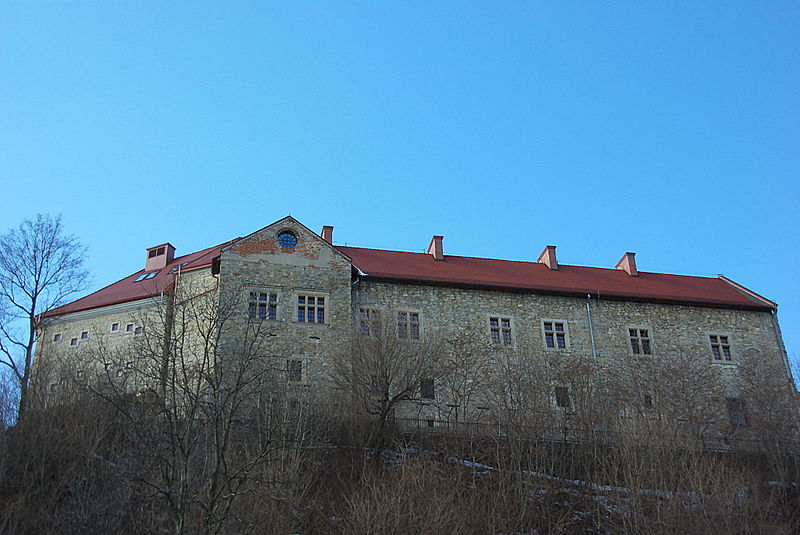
0 214 89 421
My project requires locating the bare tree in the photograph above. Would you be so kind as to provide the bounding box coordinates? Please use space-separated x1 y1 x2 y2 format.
609 350 724 449
440 331 495 426
0 214 88 421
329 321 450 446
86 274 305 535
733 348 799 475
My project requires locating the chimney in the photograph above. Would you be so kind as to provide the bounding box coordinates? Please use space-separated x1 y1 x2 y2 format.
321 225 334 244
616 252 638 277
427 235 444 261
537 245 558 270
146 243 176 271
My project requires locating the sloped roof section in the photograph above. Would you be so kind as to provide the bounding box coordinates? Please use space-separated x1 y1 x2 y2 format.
46 239 239 317
47 235 775 319
338 246 775 311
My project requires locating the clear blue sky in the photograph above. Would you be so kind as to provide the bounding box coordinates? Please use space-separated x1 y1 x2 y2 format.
1 2 798 366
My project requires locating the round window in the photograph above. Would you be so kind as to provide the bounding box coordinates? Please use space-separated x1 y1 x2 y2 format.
277 231 298 248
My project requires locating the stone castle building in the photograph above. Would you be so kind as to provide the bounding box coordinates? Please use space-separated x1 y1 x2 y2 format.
39 216 795 444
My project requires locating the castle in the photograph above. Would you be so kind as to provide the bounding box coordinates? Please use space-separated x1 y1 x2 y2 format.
39 216 795 446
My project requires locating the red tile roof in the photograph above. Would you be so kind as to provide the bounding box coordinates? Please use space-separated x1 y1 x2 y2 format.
47 238 775 318
337 247 775 311
47 239 239 316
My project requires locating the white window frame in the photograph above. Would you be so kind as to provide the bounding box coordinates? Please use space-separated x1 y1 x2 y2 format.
53 333 62 342
541 319 570 350
125 323 135 333
110 322 120 333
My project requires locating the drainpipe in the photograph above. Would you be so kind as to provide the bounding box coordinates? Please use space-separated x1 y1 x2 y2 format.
586 294 600 380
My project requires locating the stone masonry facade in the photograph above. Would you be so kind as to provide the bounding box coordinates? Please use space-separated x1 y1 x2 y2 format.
38 216 794 443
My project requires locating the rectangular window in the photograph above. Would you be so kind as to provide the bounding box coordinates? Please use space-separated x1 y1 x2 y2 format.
642 393 653 409
288 359 303 382
726 398 747 427
53 333 62 342
70 337 78 346
710 335 732 361
167 261 190 274
126 323 134 333
110 322 120 332
420 378 435 399
629 328 652 355
80 331 89 340
134 326 143 335
555 386 571 408
249 292 278 320
489 317 512 345
397 311 420 340
359 308 382 336
543 320 568 349
297 295 325 323
134 271 159 282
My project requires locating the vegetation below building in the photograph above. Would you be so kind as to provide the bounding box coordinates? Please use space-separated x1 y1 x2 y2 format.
1 389 798 535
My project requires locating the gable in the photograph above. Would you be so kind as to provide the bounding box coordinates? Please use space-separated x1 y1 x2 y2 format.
223 216 352 269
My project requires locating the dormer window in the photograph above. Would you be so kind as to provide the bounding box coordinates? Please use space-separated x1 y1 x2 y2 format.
148 246 166 258
135 271 159 282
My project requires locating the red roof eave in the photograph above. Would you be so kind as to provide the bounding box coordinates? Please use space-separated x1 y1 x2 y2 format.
357 273 775 311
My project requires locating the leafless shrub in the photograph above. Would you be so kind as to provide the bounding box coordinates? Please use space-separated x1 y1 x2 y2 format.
328 321 450 446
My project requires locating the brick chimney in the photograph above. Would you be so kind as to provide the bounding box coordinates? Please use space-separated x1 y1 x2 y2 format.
537 245 558 270
616 252 638 277
427 235 444 261
321 225 334 244
146 243 175 271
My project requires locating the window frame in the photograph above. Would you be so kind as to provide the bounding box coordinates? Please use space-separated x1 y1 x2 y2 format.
277 230 299 248
110 322 120 333
287 359 303 383
555 386 571 409
248 289 279 321
627 326 653 356
420 378 435 399
295 291 329 324
358 307 383 337
708 332 734 363
541 319 570 350
125 323 135 333
487 315 514 346
53 333 62 342
134 270 159 282
397 309 421 340
726 397 748 427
